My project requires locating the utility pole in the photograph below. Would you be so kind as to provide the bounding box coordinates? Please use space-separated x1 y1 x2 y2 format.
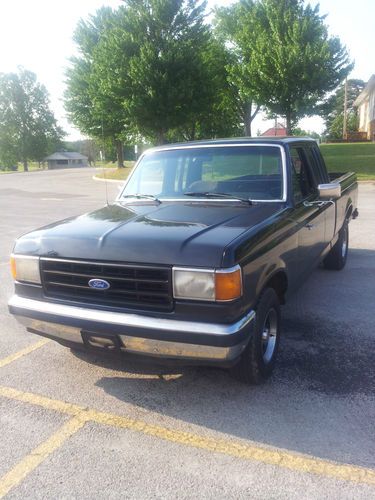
343 77 348 140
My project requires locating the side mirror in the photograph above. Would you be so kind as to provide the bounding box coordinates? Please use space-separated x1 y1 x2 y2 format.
318 183 341 200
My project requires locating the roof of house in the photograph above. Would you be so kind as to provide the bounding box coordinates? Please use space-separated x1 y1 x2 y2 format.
354 75 375 107
261 124 287 137
44 151 88 161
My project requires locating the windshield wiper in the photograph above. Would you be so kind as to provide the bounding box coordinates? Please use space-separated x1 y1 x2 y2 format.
122 194 161 204
184 192 253 205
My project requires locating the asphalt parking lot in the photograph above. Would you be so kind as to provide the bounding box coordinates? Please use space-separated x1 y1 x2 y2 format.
0 168 374 499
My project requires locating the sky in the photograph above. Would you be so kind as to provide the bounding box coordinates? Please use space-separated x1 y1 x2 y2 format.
0 0 374 140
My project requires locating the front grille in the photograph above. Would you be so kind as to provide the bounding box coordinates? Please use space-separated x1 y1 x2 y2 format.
40 258 173 311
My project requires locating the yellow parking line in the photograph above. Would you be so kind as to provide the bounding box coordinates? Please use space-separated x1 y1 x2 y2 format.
0 385 84 416
0 384 374 486
0 416 86 499
0 339 49 369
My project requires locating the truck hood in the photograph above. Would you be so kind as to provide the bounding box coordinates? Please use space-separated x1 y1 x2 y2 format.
14 201 282 267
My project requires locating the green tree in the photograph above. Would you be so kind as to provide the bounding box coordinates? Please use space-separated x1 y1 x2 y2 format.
214 3 261 136
292 127 321 140
121 0 218 144
0 68 63 171
320 79 365 139
328 112 359 140
219 0 352 134
167 37 243 141
65 7 130 167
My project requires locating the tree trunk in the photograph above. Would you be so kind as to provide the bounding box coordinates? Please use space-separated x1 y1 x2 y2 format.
116 140 124 168
23 159 28 172
285 110 292 135
244 102 252 136
243 102 261 137
156 131 166 145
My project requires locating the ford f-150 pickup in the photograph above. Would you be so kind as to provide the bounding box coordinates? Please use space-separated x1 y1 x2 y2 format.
8 138 358 383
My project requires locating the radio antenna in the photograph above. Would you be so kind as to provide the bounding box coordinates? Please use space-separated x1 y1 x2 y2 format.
101 115 109 206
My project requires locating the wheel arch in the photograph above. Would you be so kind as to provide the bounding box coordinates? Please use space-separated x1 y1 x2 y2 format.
345 203 353 222
257 268 288 305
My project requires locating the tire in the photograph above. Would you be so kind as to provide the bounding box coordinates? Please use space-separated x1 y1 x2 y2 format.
323 222 349 271
230 288 281 384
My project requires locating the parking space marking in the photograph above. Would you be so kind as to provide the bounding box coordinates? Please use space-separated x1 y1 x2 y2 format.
0 339 49 369
0 416 86 499
0 384 374 487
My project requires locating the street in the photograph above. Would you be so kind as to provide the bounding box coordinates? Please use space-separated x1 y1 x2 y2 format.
0 168 374 499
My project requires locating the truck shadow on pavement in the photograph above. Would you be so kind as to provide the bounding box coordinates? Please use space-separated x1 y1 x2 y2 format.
74 314 375 397
71 312 375 466
70 252 375 467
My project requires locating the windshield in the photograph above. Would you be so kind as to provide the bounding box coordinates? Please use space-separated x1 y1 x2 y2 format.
121 146 284 202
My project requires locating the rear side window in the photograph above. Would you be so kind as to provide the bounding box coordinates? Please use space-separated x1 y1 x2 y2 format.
311 146 330 183
290 147 316 203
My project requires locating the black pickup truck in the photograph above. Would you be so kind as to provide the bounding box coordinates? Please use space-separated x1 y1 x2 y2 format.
8 138 358 383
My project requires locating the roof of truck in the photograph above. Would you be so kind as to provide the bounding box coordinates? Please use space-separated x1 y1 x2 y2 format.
151 137 318 151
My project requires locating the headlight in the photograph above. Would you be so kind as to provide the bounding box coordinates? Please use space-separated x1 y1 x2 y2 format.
173 265 242 302
10 255 41 284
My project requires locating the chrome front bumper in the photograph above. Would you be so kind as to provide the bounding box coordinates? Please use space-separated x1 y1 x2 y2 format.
8 296 255 363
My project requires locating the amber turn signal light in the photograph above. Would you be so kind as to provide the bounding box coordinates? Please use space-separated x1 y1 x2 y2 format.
215 267 242 301
10 255 17 280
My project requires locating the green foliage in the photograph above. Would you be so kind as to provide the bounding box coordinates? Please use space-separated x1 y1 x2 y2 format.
65 1 241 147
64 8 117 143
121 0 240 143
64 0 354 148
217 0 352 133
292 127 321 140
0 68 63 171
320 79 365 139
166 38 243 141
328 112 359 140
214 2 261 136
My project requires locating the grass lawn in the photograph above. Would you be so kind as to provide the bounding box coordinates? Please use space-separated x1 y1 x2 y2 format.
320 142 375 181
95 161 135 181
0 162 48 174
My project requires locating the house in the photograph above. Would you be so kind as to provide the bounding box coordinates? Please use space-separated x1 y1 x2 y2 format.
261 123 288 137
44 152 88 169
354 75 375 141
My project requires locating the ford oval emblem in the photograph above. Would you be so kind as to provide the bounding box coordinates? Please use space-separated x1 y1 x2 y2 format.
88 278 111 290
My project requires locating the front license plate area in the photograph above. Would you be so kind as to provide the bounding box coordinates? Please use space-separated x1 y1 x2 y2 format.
81 331 122 353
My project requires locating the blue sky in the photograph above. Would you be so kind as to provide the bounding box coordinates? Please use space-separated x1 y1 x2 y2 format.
0 0 373 138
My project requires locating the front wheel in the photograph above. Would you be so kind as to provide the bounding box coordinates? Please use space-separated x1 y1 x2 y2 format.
230 288 281 384
323 222 349 271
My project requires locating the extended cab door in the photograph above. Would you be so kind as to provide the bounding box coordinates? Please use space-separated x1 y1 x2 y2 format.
289 144 327 276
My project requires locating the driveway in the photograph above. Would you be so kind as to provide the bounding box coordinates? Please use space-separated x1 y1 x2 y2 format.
0 169 374 498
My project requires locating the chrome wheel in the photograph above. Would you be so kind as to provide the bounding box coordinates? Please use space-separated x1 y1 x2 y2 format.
261 308 278 364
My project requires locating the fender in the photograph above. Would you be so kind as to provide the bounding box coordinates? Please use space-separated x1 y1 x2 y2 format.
255 259 288 302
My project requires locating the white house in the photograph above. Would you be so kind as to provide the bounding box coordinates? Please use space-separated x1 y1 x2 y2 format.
354 75 375 141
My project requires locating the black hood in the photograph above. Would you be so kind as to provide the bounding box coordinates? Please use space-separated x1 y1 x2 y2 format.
14 201 283 267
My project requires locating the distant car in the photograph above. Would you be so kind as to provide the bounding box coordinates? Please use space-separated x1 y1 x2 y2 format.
9 138 358 383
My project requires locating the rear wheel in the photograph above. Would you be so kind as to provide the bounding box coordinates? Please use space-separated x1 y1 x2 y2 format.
231 288 281 384
323 222 349 270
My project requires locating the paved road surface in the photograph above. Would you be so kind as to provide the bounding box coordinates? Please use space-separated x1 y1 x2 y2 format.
0 168 374 498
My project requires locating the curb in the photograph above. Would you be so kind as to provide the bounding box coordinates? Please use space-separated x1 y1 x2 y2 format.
92 174 124 184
